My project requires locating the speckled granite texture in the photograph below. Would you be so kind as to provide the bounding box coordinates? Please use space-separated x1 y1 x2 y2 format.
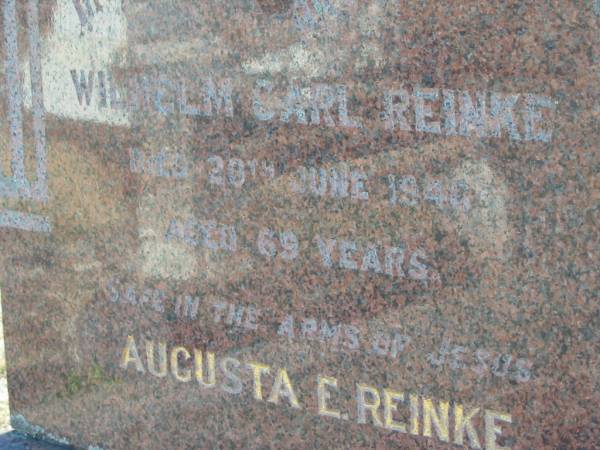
0 1 598 449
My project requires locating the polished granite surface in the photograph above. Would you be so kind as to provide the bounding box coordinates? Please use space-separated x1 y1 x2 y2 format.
0 1 598 449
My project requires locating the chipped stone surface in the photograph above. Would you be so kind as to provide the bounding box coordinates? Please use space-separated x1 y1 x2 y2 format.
0 1 598 449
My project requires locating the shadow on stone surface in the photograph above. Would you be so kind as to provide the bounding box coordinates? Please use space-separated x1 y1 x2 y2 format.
0 432 69 450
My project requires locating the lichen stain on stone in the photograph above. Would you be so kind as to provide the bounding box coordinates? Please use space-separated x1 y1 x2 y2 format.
454 160 510 260
242 43 327 77
243 0 389 76
137 185 199 281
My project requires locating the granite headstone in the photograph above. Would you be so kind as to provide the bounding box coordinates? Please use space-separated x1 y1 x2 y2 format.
0 1 598 448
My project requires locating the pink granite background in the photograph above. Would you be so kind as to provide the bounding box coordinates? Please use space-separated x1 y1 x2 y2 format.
0 1 598 449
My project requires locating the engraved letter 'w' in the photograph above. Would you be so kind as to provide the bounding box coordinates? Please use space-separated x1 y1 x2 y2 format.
72 0 103 31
